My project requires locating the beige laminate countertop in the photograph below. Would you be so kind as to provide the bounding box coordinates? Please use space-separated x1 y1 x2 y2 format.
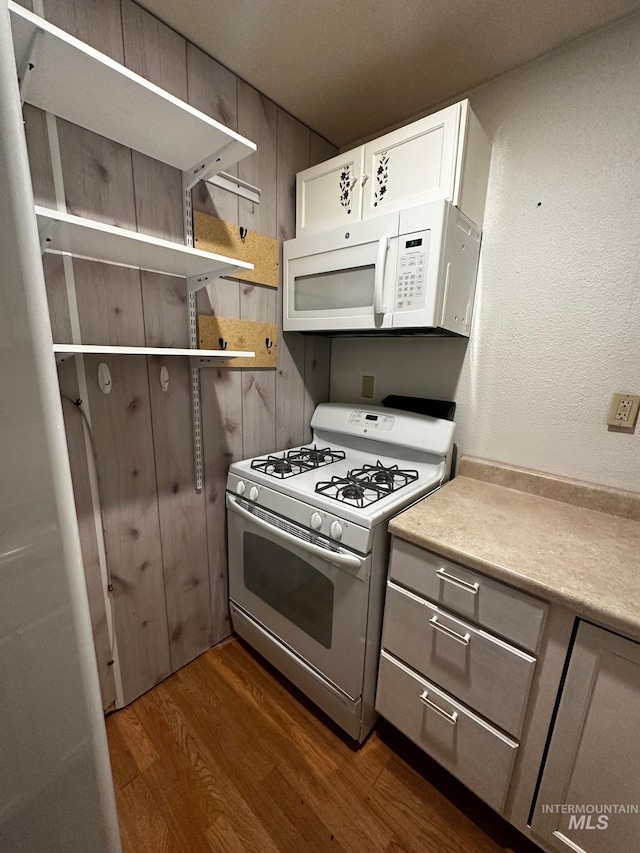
388 459 640 643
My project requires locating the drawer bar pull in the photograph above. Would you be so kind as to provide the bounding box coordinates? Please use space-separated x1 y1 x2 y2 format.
429 615 471 646
419 690 459 725
436 567 479 594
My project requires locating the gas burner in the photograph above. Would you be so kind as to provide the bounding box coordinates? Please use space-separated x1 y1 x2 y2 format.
288 445 346 468
251 454 301 479
316 462 420 507
352 462 419 490
250 445 345 479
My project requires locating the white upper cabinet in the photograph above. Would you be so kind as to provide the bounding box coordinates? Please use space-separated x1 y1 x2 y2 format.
361 104 460 220
296 100 491 235
296 147 364 234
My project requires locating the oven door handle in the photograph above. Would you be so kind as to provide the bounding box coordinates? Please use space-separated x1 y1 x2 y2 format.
227 495 366 574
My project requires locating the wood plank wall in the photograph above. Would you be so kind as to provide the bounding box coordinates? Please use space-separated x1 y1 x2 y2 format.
19 0 336 708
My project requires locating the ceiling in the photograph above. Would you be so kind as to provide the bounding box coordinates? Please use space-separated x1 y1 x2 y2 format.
138 0 640 147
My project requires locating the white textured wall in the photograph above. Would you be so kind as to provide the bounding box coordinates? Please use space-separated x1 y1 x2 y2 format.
330 11 640 491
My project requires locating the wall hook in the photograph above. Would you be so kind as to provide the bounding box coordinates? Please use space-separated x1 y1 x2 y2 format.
218 337 228 350
239 226 248 243
265 337 273 352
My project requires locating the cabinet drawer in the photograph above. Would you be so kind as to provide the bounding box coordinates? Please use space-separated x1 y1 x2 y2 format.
376 650 518 814
389 538 547 652
382 582 536 736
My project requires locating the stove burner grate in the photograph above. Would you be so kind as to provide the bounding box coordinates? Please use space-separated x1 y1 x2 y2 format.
250 445 345 479
315 461 419 507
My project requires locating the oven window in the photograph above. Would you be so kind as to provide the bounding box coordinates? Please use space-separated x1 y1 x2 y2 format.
293 265 374 311
244 533 334 648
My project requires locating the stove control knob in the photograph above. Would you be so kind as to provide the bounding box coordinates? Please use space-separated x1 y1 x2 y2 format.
236 481 246 496
310 512 322 531
249 486 259 502
330 521 343 540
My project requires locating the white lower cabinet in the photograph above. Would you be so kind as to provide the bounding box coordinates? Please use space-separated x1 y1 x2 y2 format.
530 622 640 853
376 538 544 815
377 651 518 813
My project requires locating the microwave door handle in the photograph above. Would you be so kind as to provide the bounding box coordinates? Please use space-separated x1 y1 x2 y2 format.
227 494 365 574
373 236 390 316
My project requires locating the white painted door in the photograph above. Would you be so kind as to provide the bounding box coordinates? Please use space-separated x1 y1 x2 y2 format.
530 622 640 853
296 146 364 234
361 103 461 220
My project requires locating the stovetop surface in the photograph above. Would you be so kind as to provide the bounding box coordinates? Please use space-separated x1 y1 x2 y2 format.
230 441 445 526
228 403 454 529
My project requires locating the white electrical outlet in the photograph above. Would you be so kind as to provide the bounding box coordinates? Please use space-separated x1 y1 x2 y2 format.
607 393 640 430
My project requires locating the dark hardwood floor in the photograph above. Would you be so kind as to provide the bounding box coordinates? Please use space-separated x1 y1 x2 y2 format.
105 638 542 852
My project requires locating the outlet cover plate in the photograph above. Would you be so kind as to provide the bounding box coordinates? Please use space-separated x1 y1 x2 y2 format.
607 393 640 431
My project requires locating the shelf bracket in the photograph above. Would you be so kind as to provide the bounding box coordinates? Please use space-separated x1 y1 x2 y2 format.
17 25 42 105
203 172 261 205
183 141 236 192
37 218 58 253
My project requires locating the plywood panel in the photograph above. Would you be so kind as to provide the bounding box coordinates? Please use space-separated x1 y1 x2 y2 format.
84 354 171 706
187 43 238 225
58 362 116 710
193 212 279 288
275 109 310 448
198 315 277 368
56 118 137 230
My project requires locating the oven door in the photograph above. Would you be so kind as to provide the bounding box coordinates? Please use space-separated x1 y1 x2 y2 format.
227 494 371 699
282 214 399 332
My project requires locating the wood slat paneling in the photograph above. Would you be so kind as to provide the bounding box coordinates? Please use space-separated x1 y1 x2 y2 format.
56 118 137 229
84 354 170 706
236 81 279 457
58 363 116 710
275 109 310 448
121 0 187 100
146 354 211 671
187 43 239 225
42 0 124 61
303 335 331 444
141 270 211 671
29 0 334 706
23 105 56 208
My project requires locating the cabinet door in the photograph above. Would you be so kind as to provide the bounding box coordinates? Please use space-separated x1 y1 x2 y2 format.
361 103 461 220
296 147 364 235
531 622 640 853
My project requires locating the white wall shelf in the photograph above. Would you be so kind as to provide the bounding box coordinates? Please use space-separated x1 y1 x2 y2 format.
53 344 254 364
36 206 253 283
9 1 256 181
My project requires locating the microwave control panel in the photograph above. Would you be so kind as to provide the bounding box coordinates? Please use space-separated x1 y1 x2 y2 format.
395 230 430 312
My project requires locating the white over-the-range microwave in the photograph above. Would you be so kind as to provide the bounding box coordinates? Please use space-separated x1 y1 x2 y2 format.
282 199 481 335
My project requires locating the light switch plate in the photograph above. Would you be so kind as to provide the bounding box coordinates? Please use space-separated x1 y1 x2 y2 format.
607 393 640 431
361 375 375 398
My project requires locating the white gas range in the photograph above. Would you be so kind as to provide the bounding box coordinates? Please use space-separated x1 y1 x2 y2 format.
226 402 454 741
